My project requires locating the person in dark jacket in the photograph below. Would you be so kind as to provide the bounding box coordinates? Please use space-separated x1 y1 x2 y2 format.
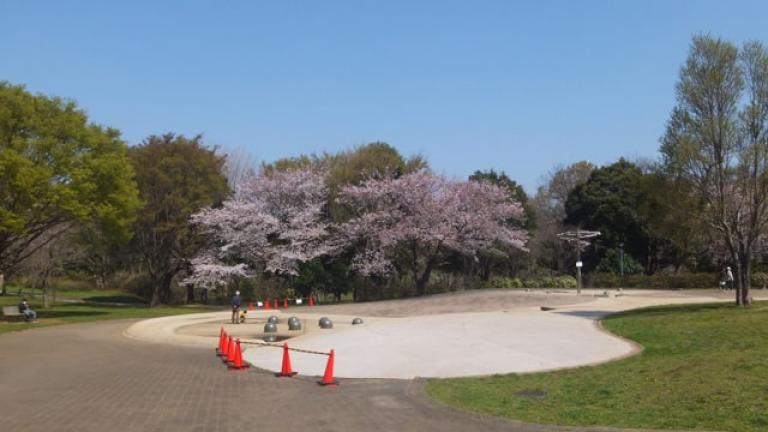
231 291 242 324
18 299 37 322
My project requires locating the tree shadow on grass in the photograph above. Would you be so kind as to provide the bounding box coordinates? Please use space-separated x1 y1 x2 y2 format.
81 295 147 305
37 310 109 319
555 310 613 319
554 303 740 322
603 302 733 320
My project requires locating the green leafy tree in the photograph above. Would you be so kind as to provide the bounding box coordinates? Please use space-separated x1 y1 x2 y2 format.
565 159 653 272
129 134 230 306
264 142 428 220
661 36 768 305
595 247 643 275
640 171 708 272
0 82 140 284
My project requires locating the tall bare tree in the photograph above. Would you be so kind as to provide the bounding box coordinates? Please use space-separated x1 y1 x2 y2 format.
662 36 768 306
530 161 595 273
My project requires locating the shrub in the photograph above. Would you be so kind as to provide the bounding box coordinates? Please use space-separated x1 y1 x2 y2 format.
523 277 543 288
487 276 523 289
114 272 153 300
589 272 717 289
750 272 768 289
589 272 620 288
595 248 643 275
554 276 577 289
487 275 575 289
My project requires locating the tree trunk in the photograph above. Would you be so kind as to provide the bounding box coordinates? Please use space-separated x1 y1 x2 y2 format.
150 273 175 307
480 258 491 282
42 274 50 309
738 252 752 306
150 288 161 307
415 259 435 297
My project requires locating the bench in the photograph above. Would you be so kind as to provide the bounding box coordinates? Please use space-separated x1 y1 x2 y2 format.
2 306 25 322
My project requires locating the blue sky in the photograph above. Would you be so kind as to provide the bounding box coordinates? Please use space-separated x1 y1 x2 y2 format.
3 1 768 192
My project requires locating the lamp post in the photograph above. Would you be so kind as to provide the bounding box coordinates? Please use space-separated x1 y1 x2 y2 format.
619 242 624 289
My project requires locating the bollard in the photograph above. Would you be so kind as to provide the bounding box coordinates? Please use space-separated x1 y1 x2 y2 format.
288 316 302 331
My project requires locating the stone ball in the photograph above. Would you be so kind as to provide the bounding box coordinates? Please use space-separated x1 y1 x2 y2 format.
287 316 302 331
267 315 279 324
318 317 333 329
263 322 277 333
351 318 364 325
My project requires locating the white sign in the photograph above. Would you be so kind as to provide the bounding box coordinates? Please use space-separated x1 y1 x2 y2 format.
257 301 263 307
295 298 303 305
576 261 583 268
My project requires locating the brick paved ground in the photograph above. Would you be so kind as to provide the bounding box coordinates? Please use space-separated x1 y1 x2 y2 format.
0 320 645 432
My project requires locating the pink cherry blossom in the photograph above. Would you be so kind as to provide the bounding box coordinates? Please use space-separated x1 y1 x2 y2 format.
339 171 528 294
186 168 334 286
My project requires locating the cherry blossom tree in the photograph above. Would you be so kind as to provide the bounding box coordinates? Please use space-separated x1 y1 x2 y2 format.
339 171 528 295
186 168 336 288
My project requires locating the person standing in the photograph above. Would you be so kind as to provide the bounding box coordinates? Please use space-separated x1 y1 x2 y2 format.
231 290 242 324
726 266 735 291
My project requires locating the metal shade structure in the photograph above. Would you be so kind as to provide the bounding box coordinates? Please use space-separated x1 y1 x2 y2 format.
557 229 601 294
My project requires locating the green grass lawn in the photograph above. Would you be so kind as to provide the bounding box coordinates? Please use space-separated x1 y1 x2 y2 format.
427 302 768 432
0 291 211 335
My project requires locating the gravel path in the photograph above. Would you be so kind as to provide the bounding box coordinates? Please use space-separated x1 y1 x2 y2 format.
303 289 592 317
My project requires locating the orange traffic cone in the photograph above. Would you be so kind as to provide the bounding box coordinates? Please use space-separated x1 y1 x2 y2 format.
216 327 224 355
283 298 289 309
272 299 278 309
219 334 227 358
276 343 298 377
318 349 339 386
308 296 315 307
228 338 249 370
224 336 235 364
264 299 271 311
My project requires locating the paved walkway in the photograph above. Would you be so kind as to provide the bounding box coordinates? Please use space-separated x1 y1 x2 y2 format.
0 320 627 432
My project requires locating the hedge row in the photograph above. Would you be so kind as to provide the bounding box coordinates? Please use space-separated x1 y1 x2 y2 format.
590 271 768 289
588 272 718 289
487 276 577 289
489 272 768 290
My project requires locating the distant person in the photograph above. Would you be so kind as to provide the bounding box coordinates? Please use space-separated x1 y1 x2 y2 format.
18 299 37 322
725 266 735 291
231 290 242 324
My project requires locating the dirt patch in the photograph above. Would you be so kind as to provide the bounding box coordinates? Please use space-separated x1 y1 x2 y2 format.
308 289 593 318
